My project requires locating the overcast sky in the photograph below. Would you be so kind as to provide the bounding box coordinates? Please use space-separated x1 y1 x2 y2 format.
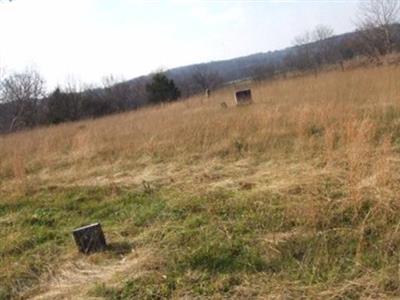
0 0 359 89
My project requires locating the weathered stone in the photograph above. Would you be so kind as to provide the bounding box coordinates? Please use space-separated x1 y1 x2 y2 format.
235 89 252 105
72 223 107 254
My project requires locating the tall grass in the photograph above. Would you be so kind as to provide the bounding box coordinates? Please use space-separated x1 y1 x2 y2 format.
2 63 400 298
1 65 400 190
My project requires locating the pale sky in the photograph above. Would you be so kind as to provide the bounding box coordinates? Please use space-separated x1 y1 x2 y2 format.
0 0 359 89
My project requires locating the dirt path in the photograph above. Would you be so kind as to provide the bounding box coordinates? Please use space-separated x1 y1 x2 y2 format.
29 249 151 300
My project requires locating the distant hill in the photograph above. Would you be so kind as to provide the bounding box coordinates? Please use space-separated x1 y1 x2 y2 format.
125 24 400 98
125 30 356 92
1 25 400 133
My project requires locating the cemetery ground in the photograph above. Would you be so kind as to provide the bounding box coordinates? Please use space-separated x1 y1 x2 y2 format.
2 63 400 298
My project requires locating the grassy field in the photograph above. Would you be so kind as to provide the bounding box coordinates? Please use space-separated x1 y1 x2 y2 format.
2 64 400 299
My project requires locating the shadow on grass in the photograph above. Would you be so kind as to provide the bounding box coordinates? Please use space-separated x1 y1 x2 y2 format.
106 241 133 255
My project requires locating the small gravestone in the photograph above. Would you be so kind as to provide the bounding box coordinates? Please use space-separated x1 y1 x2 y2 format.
72 223 107 254
235 89 252 105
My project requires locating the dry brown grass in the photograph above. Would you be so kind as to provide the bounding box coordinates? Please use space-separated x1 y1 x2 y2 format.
1 64 400 195
3 63 400 299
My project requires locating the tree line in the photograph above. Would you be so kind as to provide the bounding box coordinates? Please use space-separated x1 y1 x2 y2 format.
0 0 399 133
246 0 400 81
0 70 186 132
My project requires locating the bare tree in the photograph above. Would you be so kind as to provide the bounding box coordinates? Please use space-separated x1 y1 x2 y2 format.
191 65 223 91
312 25 335 64
0 69 45 131
356 0 400 58
101 74 124 90
291 24 336 73
313 24 334 41
292 31 316 71
101 74 131 111
129 77 149 107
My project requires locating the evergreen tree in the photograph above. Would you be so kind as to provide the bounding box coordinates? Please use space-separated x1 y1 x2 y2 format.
146 73 181 104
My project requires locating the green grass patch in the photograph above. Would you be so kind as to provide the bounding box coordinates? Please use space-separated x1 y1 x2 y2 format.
0 186 167 299
2 182 400 299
